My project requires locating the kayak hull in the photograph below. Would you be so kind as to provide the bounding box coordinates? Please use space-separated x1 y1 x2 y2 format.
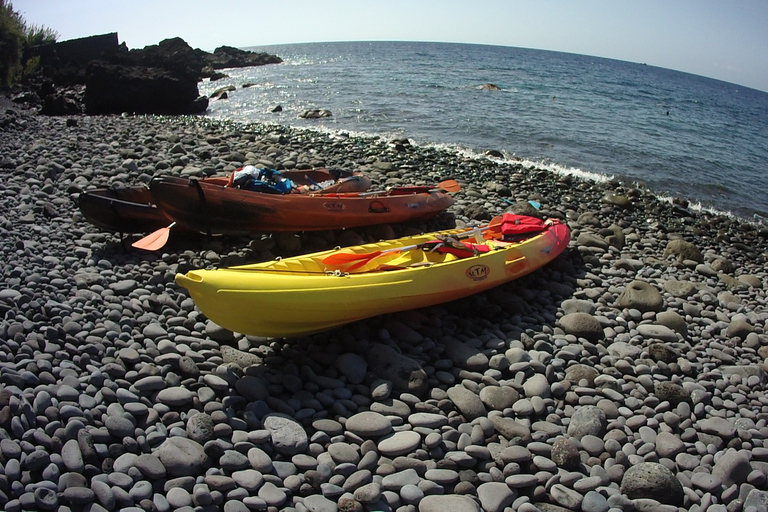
175 219 571 337
79 168 370 234
151 176 454 235
78 185 173 234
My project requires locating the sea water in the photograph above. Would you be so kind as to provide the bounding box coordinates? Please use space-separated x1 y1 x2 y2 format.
198 41 768 223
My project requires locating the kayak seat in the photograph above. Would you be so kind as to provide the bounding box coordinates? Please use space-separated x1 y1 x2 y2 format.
422 235 491 259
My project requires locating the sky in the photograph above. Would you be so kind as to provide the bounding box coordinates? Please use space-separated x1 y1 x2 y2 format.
12 0 768 93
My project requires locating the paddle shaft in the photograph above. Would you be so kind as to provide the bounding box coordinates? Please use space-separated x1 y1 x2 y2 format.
323 216 502 267
356 179 459 197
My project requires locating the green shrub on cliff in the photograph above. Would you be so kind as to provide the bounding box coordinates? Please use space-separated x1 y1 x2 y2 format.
0 0 24 85
0 0 58 85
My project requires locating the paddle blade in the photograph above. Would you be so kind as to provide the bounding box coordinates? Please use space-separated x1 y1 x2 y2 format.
346 255 381 270
322 250 383 265
437 179 461 193
131 222 175 251
487 215 503 230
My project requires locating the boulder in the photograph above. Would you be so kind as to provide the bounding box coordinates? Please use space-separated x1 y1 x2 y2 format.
29 33 121 85
557 312 603 341
620 462 684 506
300 109 333 119
84 38 208 114
30 35 280 116
616 280 664 312
202 45 282 71
664 239 702 263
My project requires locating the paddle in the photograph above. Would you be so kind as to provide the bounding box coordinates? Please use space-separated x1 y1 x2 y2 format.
131 222 176 251
434 179 461 193
323 215 503 268
356 179 461 197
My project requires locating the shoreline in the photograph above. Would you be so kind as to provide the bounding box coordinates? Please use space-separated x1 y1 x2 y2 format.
1 109 768 511
201 112 764 228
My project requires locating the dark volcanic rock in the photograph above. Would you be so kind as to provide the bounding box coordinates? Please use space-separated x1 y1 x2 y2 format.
30 33 122 85
84 38 208 115
28 35 281 116
202 45 282 73
85 60 207 115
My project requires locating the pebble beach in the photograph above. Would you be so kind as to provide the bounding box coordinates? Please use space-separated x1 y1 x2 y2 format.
1 103 768 512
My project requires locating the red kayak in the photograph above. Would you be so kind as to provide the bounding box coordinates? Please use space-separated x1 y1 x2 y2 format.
149 176 457 235
79 167 370 234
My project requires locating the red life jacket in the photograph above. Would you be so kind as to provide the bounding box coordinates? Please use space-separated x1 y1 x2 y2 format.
500 214 546 240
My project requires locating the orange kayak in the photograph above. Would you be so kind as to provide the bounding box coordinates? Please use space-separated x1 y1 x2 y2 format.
150 178 455 235
79 167 370 234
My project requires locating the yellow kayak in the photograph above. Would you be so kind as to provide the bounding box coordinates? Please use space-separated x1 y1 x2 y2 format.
175 215 571 337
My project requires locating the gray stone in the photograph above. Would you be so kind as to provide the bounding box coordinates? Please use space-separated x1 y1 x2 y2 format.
336 353 367 384
489 416 531 443
247 447 273 473
712 450 752 487
550 483 583 509
234 376 270 402
186 412 215 444
477 481 517 512
663 239 701 262
447 385 486 420
616 280 663 312
551 437 581 469
442 335 490 372
156 386 195 406
581 490 610 512
303 493 339 512
557 312 604 340
523 374 551 398
157 437 210 477
744 489 768 512
263 413 308 455
561 299 597 315
418 494 481 512
345 411 392 437
61 439 85 472
232 469 264 492
257 482 287 507
479 386 519 410
726 315 754 339
620 462 684 506
408 412 448 428
328 442 360 464
353 482 381 504
656 310 688 338
636 324 678 342
663 279 697 298
655 381 690 405
655 432 685 459
134 453 166 479
377 431 421 457
567 405 606 439
564 364 599 386
221 345 261 368
381 468 421 490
